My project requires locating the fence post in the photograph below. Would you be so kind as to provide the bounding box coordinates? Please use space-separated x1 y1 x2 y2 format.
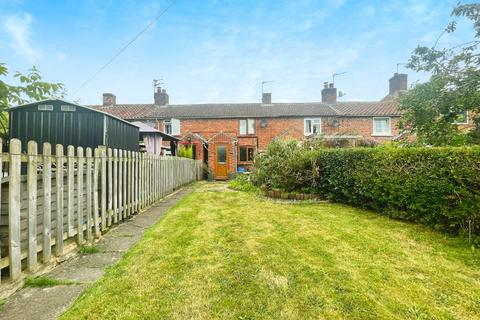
107 148 113 226
27 140 38 272
42 143 52 263
9 139 21 280
77 147 84 244
100 146 107 231
93 148 101 238
118 150 123 219
139 153 143 209
128 151 133 216
55 144 64 256
123 149 127 219
135 152 139 212
86 148 93 242
113 149 118 223
132 152 138 212
67 145 75 237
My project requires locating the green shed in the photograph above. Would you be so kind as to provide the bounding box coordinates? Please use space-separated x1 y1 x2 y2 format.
9 99 139 152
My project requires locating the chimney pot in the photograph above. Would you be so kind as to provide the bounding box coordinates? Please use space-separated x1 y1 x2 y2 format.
329 83 334 88
324 82 329 88
262 92 272 105
102 93 116 106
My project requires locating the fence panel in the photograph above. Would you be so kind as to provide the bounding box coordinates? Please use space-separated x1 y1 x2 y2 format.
0 139 203 282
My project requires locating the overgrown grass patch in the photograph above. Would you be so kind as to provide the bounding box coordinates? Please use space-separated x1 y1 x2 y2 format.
78 245 102 255
24 276 77 288
61 182 480 320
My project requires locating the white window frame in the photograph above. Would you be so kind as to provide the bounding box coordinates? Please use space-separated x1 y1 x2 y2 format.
372 117 392 136
239 119 255 135
304 118 321 136
60 105 76 112
164 120 172 135
38 105 53 111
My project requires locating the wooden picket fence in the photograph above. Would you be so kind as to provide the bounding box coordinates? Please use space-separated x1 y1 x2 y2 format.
0 138 204 283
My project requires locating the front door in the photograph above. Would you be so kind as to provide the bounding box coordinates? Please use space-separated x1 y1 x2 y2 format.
214 144 228 180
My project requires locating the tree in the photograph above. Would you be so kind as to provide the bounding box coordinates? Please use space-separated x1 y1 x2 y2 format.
399 3 480 145
0 63 65 139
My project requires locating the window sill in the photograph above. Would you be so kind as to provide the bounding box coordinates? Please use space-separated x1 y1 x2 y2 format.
238 134 256 137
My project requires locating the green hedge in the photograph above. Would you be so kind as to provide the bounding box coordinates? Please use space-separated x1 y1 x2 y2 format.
252 140 480 238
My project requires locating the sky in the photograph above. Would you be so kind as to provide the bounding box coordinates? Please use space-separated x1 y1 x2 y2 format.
0 0 476 105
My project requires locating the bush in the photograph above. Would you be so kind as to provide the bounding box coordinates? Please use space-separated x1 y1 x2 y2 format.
228 174 257 192
252 140 480 238
178 145 193 159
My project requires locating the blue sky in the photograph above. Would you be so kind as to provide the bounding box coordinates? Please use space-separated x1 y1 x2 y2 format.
0 0 475 105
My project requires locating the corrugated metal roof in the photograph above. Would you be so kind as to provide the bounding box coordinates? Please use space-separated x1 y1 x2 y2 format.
12 98 139 127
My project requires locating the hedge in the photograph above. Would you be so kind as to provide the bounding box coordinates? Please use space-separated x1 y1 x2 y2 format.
252 140 480 238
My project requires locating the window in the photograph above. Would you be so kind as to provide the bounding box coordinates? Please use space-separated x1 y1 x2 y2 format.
164 120 172 134
38 104 53 111
373 117 391 136
164 119 181 135
239 119 255 135
239 146 255 162
60 105 76 112
217 145 227 163
304 118 321 135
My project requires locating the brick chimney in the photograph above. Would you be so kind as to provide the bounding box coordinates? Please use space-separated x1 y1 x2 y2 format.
262 92 272 104
154 87 169 106
102 93 116 106
321 82 337 104
389 73 408 95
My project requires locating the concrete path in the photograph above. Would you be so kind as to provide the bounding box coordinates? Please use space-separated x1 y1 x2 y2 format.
0 187 191 320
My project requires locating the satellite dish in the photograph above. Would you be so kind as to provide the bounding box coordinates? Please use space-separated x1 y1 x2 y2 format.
338 91 347 98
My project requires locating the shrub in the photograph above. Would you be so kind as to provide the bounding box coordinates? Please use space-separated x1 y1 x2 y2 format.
228 174 257 192
178 145 193 159
252 140 480 238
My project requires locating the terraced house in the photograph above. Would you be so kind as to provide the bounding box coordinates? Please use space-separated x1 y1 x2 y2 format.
94 73 407 180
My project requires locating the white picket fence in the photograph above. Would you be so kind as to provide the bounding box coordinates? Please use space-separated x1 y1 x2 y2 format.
0 138 203 283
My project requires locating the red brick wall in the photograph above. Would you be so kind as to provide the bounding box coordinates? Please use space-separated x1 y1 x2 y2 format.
156 116 401 178
177 116 401 151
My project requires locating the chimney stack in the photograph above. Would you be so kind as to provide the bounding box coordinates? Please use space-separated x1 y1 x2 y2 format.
321 82 337 104
154 87 169 106
389 73 408 95
262 92 272 105
102 93 116 106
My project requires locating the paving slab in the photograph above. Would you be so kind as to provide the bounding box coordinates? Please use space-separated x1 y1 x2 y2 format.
0 187 191 320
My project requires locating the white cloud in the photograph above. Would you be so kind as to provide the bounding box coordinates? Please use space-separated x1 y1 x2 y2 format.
2 13 42 62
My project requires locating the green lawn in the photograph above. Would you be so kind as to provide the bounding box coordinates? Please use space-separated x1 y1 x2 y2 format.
61 182 480 320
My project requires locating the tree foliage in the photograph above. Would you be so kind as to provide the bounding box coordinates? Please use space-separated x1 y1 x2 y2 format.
399 3 480 145
0 63 65 138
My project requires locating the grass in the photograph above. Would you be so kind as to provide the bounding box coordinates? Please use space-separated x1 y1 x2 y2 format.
78 245 102 255
61 182 480 320
0 299 5 312
24 276 77 288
